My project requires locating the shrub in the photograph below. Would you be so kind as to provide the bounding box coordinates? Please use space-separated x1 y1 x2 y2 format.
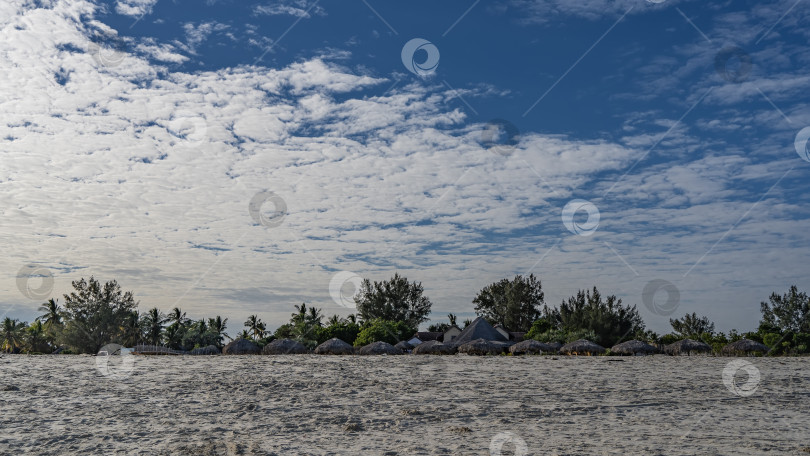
317 322 362 346
353 320 414 347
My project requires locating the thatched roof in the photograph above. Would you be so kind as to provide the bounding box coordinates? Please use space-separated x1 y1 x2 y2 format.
222 338 260 355
450 317 508 346
509 339 557 355
560 339 605 356
314 338 354 355
457 338 508 355
262 339 309 355
412 339 456 355
663 338 712 356
413 331 444 342
721 339 769 355
132 344 184 355
610 340 658 356
394 341 414 351
190 345 221 355
358 341 403 355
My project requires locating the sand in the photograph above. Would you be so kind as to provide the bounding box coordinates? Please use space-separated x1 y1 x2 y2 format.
0 354 808 455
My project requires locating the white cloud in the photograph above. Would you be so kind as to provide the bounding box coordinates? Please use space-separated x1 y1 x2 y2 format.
115 0 158 17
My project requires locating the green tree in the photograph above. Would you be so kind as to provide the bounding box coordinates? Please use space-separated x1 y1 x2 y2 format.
354 273 432 328
244 315 267 342
1 318 27 353
317 320 362 345
669 312 715 340
548 287 645 347
760 285 810 333
207 316 229 347
26 320 50 353
140 308 165 345
119 310 141 347
38 298 63 333
61 277 138 354
353 320 415 347
473 274 544 332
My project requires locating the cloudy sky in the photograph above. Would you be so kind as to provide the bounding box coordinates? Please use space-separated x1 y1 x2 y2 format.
2 0 809 336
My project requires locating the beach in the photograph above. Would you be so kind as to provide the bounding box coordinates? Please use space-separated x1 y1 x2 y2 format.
0 355 807 455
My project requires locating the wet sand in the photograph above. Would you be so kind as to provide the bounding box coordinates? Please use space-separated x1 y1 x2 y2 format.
1 354 808 455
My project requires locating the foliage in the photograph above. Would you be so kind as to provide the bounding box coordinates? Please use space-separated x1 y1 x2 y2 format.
760 285 810 333
353 319 415 347
525 317 554 340
669 312 715 340
140 308 166 345
61 277 138 354
1 318 28 353
473 274 544 332
354 273 432 328
317 321 362 345
244 315 267 342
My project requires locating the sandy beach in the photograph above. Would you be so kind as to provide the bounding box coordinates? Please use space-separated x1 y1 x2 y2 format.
0 355 807 455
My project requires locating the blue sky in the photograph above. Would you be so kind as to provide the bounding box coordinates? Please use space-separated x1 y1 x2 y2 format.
2 0 809 336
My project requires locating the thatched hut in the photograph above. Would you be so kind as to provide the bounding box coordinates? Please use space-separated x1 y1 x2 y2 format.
449 317 508 347
394 341 413 352
190 345 220 355
412 340 456 355
721 339 769 356
314 338 354 355
262 339 309 355
560 339 606 356
132 345 184 355
222 338 260 355
610 340 658 356
509 339 556 355
358 341 403 355
458 338 508 355
663 339 712 356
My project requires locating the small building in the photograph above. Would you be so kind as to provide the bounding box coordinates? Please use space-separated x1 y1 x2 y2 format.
443 325 462 343
409 331 443 346
494 324 511 341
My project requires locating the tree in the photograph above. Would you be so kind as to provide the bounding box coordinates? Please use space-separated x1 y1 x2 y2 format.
168 307 188 328
473 274 544 332
1 318 27 353
61 277 138 353
140 308 165 345
549 287 645 347
26 320 50 353
760 285 810 333
244 315 266 342
448 313 457 326
38 298 63 333
207 316 229 347
119 310 141 347
353 320 415 347
669 312 715 340
354 273 432 328
317 320 362 346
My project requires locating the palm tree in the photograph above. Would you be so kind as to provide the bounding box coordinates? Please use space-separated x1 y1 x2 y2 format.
327 314 341 326
120 310 141 347
292 303 308 325
346 314 357 324
168 307 187 327
237 329 251 340
207 316 230 347
26 320 48 353
140 308 166 345
244 315 266 341
37 298 63 332
448 313 457 327
307 306 323 326
1 318 27 353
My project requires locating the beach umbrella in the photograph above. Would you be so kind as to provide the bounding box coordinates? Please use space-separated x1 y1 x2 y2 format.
189 345 220 355
560 339 606 356
132 344 183 355
222 338 260 355
314 338 354 355
721 339 769 356
509 339 556 355
412 340 456 355
358 341 403 355
394 341 413 351
663 339 712 356
457 338 508 355
610 340 658 356
262 339 309 355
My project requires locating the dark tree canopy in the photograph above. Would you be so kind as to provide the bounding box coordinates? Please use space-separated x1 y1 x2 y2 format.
473 274 544 332
61 277 138 354
669 312 716 339
760 285 810 333
546 286 645 347
354 273 432 328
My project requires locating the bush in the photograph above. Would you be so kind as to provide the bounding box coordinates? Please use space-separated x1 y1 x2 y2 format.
317 322 362 346
659 333 680 345
525 318 553 340
353 320 414 347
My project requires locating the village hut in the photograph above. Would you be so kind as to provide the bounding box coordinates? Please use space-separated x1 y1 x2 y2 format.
262 339 309 355
450 317 508 348
412 340 456 355
190 345 220 355
222 338 260 355
721 339 769 356
314 338 354 355
457 338 508 355
610 340 658 356
358 341 403 355
560 339 606 356
132 344 184 355
663 339 712 356
509 339 556 355
394 341 414 352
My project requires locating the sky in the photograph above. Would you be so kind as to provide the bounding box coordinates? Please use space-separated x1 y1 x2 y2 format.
2 0 809 337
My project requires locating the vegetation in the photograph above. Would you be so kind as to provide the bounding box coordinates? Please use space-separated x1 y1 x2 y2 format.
354 273 432 328
473 274 544 332
669 312 715 340
353 319 414 347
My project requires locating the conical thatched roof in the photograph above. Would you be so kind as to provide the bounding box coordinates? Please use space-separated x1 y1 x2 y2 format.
663 338 712 356
222 338 260 355
721 339 769 355
457 338 508 355
412 339 456 355
451 317 508 346
132 344 184 355
610 340 658 356
560 339 605 356
509 339 556 355
314 338 354 355
262 338 309 355
394 341 413 351
358 341 403 355
190 345 221 355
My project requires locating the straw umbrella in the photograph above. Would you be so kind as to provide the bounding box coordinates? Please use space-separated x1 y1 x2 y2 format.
610 340 658 356
314 338 354 355
190 345 220 355
457 338 507 355
721 339 769 356
509 339 556 355
663 339 712 356
394 341 413 352
560 339 605 356
262 339 309 355
222 338 260 355
358 341 403 355
412 340 456 355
